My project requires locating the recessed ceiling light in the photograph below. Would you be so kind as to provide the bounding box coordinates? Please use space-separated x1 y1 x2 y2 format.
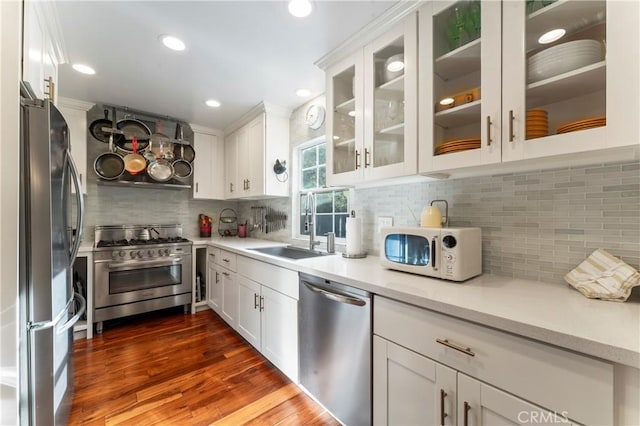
296 88 311 97
160 35 186 51
348 111 356 117
288 0 312 18
386 60 405 72
205 99 221 108
439 97 455 106
538 28 566 44
72 64 96 75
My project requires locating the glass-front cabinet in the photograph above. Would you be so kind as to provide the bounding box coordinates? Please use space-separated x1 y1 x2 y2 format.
419 0 502 174
327 14 417 186
502 0 638 162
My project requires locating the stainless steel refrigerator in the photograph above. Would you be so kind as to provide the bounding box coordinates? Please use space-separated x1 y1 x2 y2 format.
19 83 86 425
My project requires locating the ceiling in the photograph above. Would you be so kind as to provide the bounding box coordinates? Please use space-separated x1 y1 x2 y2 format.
56 0 397 129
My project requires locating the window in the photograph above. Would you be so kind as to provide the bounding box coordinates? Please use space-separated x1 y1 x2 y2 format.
298 142 349 239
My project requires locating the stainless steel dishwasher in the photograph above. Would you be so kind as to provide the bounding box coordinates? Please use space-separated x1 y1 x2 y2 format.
299 273 371 426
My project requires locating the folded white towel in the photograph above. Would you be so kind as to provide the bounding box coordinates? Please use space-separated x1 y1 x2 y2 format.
564 249 640 302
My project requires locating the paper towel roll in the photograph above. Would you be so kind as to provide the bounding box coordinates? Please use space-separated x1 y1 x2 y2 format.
346 217 363 255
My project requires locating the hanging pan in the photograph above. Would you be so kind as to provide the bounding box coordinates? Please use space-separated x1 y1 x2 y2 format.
89 109 123 144
116 114 151 152
123 137 147 175
93 134 125 180
171 123 193 179
173 122 195 163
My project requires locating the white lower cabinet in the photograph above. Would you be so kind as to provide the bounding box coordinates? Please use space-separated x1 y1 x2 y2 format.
206 250 299 382
235 255 299 382
373 295 614 426
219 267 237 327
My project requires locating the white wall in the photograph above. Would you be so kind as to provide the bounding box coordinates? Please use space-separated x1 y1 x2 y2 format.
0 0 22 423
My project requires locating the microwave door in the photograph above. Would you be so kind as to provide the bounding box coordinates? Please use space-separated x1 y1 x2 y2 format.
384 232 437 274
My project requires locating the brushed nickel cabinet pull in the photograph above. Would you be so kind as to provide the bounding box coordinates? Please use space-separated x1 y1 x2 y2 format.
259 296 264 312
364 148 371 167
486 115 492 146
44 76 55 103
436 338 475 357
215 271 219 283
230 182 234 193
508 110 515 142
440 389 448 426
254 293 259 309
464 401 471 426
222 258 230 263
355 149 361 170
196 182 199 193
222 271 230 277
246 179 250 190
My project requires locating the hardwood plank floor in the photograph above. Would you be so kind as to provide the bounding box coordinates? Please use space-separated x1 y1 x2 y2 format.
69 308 339 426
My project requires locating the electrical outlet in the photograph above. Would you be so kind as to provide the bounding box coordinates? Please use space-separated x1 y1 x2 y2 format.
378 216 393 233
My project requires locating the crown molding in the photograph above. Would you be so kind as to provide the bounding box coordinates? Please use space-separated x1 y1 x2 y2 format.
314 0 425 70
223 101 292 135
189 123 224 137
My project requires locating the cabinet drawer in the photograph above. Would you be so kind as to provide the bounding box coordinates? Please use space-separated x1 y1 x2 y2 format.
374 296 613 426
207 247 220 267
237 255 298 299
216 250 236 271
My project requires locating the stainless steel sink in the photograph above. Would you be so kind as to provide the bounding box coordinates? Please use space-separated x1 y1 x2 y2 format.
248 246 330 260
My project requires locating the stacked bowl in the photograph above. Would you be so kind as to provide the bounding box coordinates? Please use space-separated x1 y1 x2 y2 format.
528 39 602 83
526 109 549 139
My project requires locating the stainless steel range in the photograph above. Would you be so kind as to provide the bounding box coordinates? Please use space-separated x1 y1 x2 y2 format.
93 224 192 333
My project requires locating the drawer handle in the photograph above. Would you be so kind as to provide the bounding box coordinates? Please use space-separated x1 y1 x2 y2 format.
464 401 471 426
222 258 230 263
508 109 515 142
215 272 219 283
440 389 448 426
222 272 230 277
436 338 475 357
254 293 259 309
486 115 492 146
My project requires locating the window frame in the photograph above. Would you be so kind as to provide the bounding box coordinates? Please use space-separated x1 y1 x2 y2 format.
293 137 349 243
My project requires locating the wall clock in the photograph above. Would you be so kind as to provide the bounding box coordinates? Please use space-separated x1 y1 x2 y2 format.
305 104 325 130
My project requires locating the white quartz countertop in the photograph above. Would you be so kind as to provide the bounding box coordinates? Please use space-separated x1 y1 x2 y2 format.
197 237 640 368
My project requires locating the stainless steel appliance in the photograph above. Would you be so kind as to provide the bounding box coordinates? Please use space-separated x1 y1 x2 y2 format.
19 88 86 425
93 224 192 333
380 226 482 281
299 273 371 426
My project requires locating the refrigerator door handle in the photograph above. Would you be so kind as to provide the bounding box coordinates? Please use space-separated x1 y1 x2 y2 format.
27 295 74 332
67 149 85 264
57 293 86 334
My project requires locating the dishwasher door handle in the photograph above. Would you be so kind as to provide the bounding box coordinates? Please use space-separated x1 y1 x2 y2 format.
303 282 367 306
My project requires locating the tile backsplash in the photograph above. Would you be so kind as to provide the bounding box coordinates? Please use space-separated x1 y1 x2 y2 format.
241 160 639 284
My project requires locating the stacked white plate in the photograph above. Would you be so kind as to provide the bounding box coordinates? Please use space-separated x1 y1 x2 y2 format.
527 40 602 83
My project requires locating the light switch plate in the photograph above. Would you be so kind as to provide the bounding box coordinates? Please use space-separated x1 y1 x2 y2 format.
378 216 393 233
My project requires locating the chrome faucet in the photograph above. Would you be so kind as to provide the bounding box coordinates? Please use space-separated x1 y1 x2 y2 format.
304 192 321 251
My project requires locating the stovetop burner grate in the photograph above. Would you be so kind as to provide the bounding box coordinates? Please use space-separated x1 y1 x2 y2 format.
96 237 191 248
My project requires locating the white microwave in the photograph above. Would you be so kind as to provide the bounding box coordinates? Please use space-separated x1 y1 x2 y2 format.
380 226 482 282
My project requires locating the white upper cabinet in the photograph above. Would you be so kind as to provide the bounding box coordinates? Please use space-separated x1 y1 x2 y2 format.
58 98 93 195
224 103 290 200
417 0 639 176
22 0 64 103
418 0 502 174
501 0 639 162
327 14 418 186
191 125 225 200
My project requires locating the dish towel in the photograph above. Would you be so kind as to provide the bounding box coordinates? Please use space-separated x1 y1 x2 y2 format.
564 249 640 302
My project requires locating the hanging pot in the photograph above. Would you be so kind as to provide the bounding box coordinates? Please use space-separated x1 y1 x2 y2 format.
173 122 195 163
172 142 193 179
116 115 151 152
93 135 125 180
123 137 147 175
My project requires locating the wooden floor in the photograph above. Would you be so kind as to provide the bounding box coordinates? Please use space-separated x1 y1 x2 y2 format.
69 308 339 426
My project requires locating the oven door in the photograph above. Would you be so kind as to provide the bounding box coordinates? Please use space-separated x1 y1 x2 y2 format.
94 255 192 308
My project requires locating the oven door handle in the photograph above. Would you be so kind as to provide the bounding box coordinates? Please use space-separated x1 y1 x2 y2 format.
107 257 183 270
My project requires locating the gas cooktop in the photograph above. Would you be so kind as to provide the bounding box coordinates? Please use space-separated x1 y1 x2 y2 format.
96 237 190 248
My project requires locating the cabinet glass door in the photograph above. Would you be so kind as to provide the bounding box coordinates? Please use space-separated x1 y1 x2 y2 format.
371 36 406 169
331 65 358 176
502 0 615 161
419 0 501 173
524 1 606 141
